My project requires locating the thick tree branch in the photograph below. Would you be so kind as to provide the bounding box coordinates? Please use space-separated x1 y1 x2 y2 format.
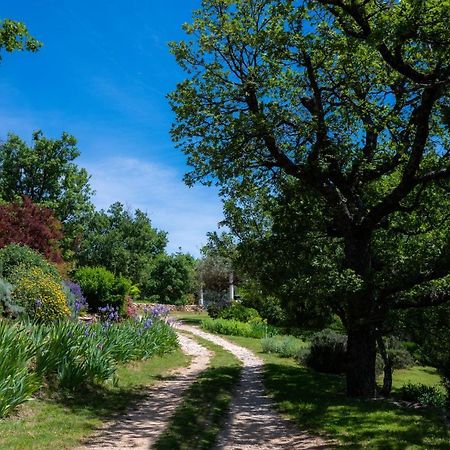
361 85 442 229
391 289 450 310
318 0 446 85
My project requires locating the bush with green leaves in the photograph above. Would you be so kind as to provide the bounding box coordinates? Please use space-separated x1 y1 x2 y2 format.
218 303 261 323
10 266 70 322
261 335 308 358
305 329 347 374
0 243 60 283
399 383 447 408
74 266 131 312
201 317 275 338
0 321 40 417
376 337 415 376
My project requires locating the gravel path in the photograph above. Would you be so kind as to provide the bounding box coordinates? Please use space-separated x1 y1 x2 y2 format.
76 333 212 450
177 324 332 450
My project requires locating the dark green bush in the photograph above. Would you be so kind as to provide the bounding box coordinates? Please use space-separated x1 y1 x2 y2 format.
218 303 261 323
73 266 131 311
305 329 347 374
399 383 447 408
0 244 60 283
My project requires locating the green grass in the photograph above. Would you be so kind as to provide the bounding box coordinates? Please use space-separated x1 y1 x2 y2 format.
0 349 190 450
221 335 449 450
391 366 445 394
154 332 241 450
171 311 209 326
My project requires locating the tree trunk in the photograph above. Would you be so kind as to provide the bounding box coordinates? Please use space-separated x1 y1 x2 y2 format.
344 233 378 398
346 325 377 397
376 334 393 396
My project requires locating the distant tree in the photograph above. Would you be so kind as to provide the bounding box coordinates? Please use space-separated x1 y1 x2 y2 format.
0 131 94 253
141 253 196 304
170 0 450 397
76 202 167 285
0 18 41 61
0 197 63 262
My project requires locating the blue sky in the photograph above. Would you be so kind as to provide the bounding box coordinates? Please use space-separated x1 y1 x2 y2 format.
0 0 224 256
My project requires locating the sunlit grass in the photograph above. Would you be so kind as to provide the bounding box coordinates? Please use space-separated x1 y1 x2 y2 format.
0 349 190 450
223 335 449 449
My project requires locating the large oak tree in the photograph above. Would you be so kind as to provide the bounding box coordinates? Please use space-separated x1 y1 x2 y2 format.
170 0 450 397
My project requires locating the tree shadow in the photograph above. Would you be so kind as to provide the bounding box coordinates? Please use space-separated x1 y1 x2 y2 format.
264 363 450 449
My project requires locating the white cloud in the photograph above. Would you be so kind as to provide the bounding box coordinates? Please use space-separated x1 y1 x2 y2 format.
86 156 224 256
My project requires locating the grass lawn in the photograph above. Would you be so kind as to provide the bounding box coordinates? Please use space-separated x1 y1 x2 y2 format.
154 332 241 450
0 349 190 450
171 311 209 326
222 335 449 449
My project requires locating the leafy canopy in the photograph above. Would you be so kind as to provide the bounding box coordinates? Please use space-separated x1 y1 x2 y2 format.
76 202 168 285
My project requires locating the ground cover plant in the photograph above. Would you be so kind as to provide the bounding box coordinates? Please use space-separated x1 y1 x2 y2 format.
154 333 241 450
261 335 308 359
201 317 276 339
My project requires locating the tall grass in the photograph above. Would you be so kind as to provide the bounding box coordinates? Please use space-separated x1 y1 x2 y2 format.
201 318 276 338
0 315 178 417
0 321 40 417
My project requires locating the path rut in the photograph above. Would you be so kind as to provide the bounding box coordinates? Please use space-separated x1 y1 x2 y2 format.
76 333 211 450
177 324 332 450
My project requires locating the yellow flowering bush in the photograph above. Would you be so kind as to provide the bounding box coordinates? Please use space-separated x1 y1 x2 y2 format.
11 266 70 322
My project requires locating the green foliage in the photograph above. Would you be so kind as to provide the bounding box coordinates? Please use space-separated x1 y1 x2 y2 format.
201 317 274 338
240 281 287 325
76 202 167 285
170 0 450 396
0 321 40 417
218 303 261 323
0 131 93 253
0 314 178 416
305 329 347 374
0 278 23 317
11 266 70 322
399 383 448 409
73 266 131 311
0 244 60 283
0 18 41 59
142 253 196 304
261 335 307 359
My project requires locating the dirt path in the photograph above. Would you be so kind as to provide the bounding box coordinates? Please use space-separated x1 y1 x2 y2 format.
177 324 332 450
76 333 212 450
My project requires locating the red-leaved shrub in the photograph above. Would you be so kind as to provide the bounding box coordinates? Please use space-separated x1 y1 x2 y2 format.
0 197 63 262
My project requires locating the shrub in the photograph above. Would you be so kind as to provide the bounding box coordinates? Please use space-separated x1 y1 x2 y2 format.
0 321 40 417
0 243 60 283
305 329 347 374
74 267 131 311
0 197 63 262
11 266 70 322
201 317 275 338
0 277 24 317
261 335 308 358
399 383 447 408
218 303 261 323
